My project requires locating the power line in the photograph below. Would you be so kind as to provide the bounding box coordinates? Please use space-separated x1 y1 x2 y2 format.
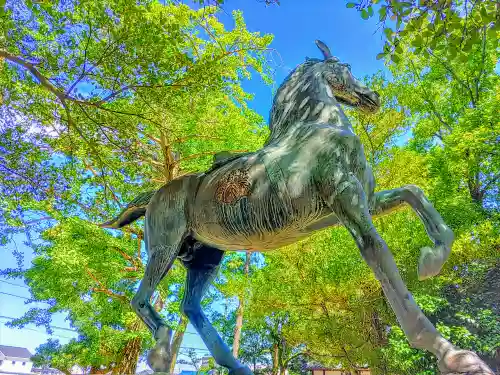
0 316 76 333
0 291 33 300
0 316 208 351
8 325 75 340
0 279 30 288
0 291 207 345
0 291 49 304
0 291 202 336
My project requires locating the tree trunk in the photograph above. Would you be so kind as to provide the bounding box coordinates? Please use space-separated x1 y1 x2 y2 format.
232 252 251 358
90 366 110 374
112 319 142 375
272 343 279 375
169 315 189 374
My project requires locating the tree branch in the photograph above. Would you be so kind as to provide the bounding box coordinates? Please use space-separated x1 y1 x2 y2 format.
85 268 128 302
342 346 359 374
409 60 453 132
358 118 376 161
66 22 93 96
0 49 165 129
141 132 161 144
137 232 143 264
111 246 134 263
0 50 68 103
480 173 500 196
174 134 224 144
93 83 187 106
284 350 308 367
82 159 121 205
426 48 476 107
175 149 248 164
474 27 487 103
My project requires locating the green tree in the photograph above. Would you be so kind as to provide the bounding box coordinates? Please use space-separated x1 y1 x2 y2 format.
386 36 499 208
0 0 272 371
31 339 80 375
347 0 499 64
382 260 500 375
244 56 498 373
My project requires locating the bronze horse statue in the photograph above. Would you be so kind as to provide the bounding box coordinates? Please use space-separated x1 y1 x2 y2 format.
102 41 494 375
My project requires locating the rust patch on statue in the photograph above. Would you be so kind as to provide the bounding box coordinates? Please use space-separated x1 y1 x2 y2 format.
215 168 251 204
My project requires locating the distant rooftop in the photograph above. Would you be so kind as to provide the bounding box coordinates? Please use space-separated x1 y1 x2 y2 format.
0 345 33 359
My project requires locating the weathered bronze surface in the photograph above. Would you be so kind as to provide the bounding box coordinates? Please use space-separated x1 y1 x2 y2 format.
101 40 494 375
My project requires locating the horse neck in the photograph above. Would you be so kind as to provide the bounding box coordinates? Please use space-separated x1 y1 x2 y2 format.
266 68 354 145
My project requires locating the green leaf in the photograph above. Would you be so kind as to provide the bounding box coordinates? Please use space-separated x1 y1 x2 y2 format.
391 54 401 64
361 9 369 20
376 52 386 60
379 6 387 21
458 53 469 63
448 46 458 58
411 35 423 47
384 27 393 39
486 26 497 39
367 5 373 17
463 38 474 52
346 2 356 8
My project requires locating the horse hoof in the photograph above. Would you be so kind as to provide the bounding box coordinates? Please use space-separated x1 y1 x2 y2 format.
147 345 172 373
438 349 494 375
148 326 172 372
229 366 253 375
418 245 447 280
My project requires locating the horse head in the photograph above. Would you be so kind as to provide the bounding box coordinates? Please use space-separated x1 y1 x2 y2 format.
313 40 380 114
268 40 381 139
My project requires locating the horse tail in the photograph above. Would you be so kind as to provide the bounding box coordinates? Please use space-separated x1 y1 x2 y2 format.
99 190 157 229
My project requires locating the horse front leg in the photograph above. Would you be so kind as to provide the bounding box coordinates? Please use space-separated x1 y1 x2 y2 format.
180 242 252 375
321 173 494 375
372 185 454 280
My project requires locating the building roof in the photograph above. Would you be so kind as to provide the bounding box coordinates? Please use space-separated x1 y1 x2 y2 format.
0 345 33 359
307 366 371 370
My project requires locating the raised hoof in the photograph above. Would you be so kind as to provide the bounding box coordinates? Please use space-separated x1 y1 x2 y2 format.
229 366 253 375
147 326 172 372
438 349 494 375
418 245 448 280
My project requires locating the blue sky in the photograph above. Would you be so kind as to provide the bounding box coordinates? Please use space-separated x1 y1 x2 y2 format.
0 0 387 371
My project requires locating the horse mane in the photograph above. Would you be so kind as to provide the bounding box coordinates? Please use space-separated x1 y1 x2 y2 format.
268 58 322 129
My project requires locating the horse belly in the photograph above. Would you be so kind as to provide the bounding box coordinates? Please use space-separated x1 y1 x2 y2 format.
193 185 326 251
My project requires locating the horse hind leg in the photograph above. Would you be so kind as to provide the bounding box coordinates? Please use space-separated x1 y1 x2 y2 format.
372 185 454 280
180 240 252 375
131 182 190 373
321 173 493 375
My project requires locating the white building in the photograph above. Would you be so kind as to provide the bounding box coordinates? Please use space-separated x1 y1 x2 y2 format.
200 356 213 368
0 345 35 375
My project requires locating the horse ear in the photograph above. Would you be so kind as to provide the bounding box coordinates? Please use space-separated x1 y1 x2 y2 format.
315 40 332 60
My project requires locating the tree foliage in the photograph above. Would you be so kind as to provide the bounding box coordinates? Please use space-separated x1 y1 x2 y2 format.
1 1 498 374
347 0 499 65
233 25 499 374
0 0 272 371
